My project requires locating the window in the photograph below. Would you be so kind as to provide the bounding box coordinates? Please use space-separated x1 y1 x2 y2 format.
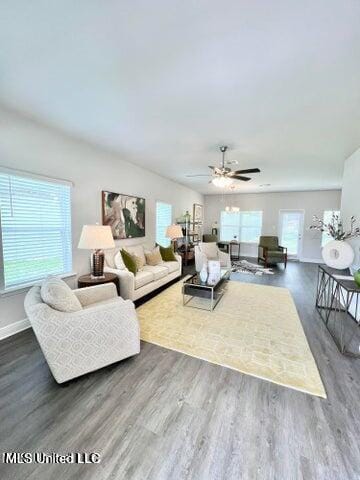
156 201 172 247
0 170 72 291
321 210 340 247
220 210 262 242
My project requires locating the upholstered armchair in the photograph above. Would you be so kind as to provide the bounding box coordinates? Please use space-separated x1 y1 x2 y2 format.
258 236 287 268
24 280 140 383
195 242 231 272
202 234 218 243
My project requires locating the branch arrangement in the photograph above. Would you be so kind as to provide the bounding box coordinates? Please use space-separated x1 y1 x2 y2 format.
310 213 360 241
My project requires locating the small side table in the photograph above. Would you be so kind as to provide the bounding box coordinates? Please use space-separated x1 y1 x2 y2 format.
78 273 120 296
229 241 241 261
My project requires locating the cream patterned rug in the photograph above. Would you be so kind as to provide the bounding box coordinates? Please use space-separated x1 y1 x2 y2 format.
137 280 326 398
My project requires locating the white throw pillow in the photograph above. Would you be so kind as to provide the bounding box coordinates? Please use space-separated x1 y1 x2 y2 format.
199 242 218 259
41 277 82 313
104 248 117 268
114 251 127 270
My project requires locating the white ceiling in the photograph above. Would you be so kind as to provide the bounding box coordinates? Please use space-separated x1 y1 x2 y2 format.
0 0 359 194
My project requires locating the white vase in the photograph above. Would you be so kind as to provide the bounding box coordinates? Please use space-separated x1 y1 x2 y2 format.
322 240 354 270
200 263 208 283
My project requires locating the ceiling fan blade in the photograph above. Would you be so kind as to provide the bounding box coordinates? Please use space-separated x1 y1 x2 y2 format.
231 175 251 181
231 168 261 175
185 174 212 177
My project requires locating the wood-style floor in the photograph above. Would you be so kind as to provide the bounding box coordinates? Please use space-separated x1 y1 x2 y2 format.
1 261 360 480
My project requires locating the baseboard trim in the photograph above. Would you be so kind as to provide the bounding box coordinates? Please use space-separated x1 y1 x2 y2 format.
0 318 31 341
300 258 323 264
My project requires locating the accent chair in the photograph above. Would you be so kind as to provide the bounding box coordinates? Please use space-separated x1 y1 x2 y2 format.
203 234 218 243
195 242 231 272
24 278 140 383
258 236 287 268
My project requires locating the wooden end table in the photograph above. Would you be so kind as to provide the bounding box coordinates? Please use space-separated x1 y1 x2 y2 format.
77 273 120 296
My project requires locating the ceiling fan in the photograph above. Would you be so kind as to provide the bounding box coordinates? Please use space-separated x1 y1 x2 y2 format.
186 146 261 188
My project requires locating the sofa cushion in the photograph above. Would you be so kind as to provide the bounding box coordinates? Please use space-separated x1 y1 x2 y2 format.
134 270 154 289
41 277 82 313
121 249 137 275
133 254 145 271
199 242 218 259
162 261 179 274
124 244 146 265
114 251 126 270
159 245 177 262
143 265 168 281
145 247 163 266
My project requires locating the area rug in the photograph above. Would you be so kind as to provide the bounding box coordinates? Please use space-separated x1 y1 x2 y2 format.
232 259 274 275
137 280 326 398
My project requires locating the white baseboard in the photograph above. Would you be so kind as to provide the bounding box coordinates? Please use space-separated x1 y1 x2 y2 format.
0 318 31 341
300 258 323 264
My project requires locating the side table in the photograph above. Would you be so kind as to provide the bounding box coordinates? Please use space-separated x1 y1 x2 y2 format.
78 273 120 296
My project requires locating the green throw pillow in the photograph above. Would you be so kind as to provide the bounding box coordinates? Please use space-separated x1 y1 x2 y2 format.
159 245 177 262
120 249 137 275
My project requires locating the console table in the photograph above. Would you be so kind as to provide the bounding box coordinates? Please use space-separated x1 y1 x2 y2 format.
316 264 360 358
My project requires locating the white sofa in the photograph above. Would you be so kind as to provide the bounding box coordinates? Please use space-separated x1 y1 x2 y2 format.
24 280 140 383
195 242 231 272
104 244 182 301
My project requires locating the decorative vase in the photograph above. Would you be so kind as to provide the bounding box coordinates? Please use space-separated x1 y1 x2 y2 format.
200 263 208 284
354 269 360 287
322 240 354 270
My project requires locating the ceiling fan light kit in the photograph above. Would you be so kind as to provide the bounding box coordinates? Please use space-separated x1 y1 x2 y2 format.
212 176 233 188
186 146 261 189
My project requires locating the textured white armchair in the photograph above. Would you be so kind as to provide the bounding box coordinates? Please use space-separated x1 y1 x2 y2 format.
24 281 140 383
195 242 231 272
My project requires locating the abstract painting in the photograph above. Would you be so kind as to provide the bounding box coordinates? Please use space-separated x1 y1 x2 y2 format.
102 191 145 239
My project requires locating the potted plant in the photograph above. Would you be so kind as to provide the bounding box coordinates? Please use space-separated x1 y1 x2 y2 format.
310 214 360 270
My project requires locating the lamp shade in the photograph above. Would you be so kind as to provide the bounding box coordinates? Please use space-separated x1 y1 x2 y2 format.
165 224 183 239
78 225 115 250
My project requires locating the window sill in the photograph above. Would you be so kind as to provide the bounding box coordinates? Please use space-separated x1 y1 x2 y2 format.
0 272 77 297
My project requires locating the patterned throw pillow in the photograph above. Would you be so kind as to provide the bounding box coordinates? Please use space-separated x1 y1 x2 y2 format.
145 248 163 266
41 277 82 313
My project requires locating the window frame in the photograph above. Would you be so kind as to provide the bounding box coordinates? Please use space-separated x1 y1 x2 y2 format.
220 210 263 243
0 167 75 295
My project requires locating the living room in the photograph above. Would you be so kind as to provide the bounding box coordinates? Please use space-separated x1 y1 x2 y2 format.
1 1 360 479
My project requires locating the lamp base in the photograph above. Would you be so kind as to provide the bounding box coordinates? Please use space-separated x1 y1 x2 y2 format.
91 250 105 277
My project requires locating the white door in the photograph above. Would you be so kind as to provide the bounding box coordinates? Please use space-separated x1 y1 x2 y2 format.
279 210 304 259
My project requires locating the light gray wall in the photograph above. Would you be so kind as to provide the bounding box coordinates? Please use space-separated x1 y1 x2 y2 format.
341 148 360 271
0 107 203 330
204 190 341 260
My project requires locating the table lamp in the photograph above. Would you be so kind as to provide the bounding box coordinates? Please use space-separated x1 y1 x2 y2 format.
78 225 115 278
165 224 183 251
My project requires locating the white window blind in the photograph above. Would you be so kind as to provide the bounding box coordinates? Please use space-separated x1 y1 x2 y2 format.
0 171 72 291
156 202 172 247
322 210 340 247
220 211 241 241
220 211 262 242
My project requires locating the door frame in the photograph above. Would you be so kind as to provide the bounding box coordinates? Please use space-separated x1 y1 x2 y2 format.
278 209 305 260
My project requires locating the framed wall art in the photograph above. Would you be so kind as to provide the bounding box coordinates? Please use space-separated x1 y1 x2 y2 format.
102 191 145 239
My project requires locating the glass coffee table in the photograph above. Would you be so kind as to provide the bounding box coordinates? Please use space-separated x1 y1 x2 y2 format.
182 268 231 311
